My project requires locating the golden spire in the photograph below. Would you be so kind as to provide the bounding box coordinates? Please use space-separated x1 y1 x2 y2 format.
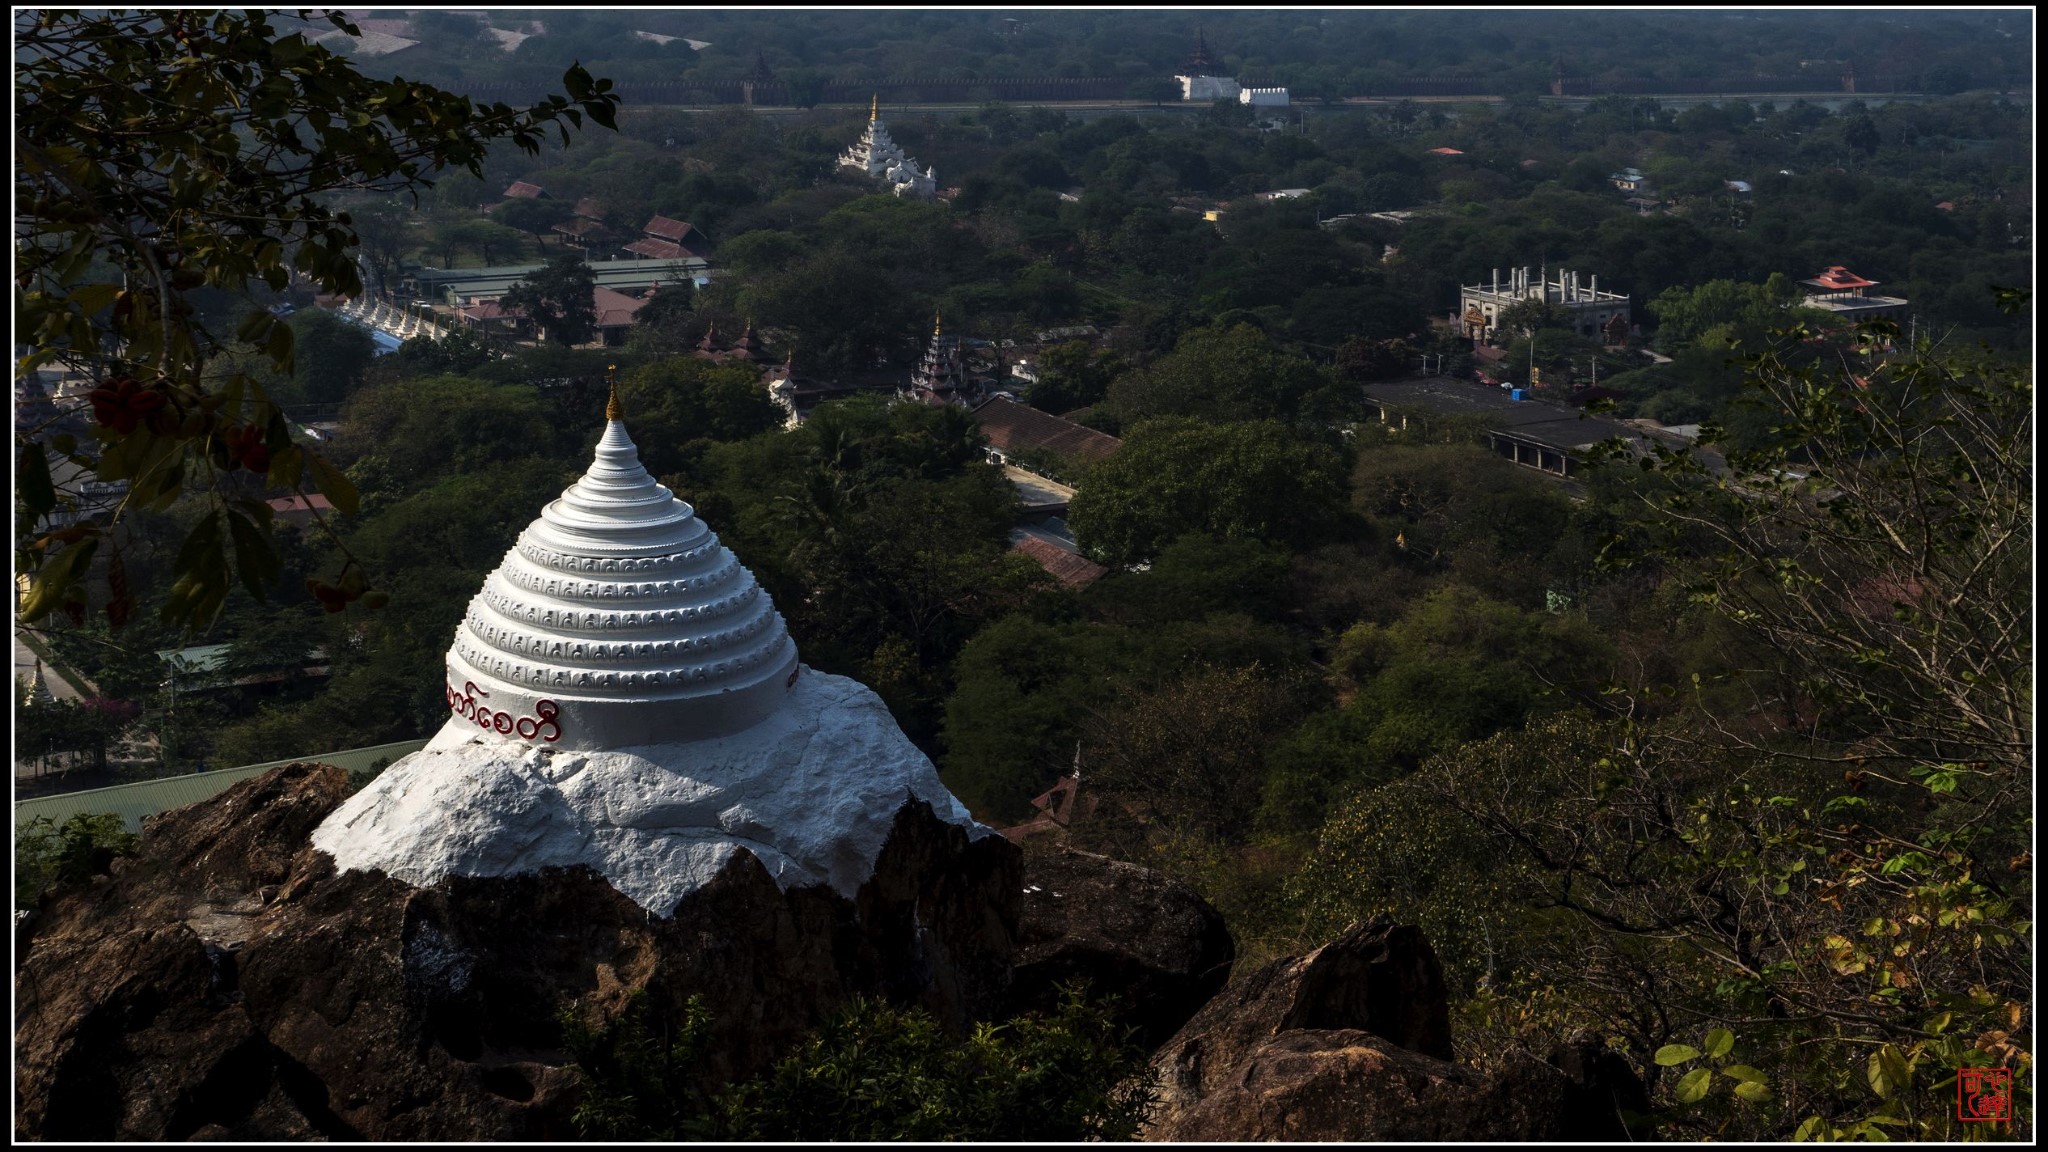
606 378 623 421
870 94 879 122
933 310 943 337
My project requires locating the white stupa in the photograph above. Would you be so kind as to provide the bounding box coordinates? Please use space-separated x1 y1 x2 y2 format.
313 389 985 915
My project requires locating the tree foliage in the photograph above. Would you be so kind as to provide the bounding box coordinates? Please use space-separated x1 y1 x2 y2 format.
14 9 618 630
723 988 1153 1141
1102 323 1331 424
561 986 1152 1142
1068 418 1351 565
16 813 139 911
1297 309 2034 1138
503 254 599 347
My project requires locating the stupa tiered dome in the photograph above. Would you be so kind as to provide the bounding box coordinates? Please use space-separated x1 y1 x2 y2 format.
312 401 985 915
444 400 798 750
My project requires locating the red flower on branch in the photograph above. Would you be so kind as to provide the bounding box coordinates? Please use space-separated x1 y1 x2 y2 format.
87 375 168 435
306 578 350 613
223 424 270 474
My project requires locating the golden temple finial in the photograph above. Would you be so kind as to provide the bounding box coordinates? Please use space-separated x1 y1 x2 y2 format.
870 93 879 121
606 370 622 421
933 310 943 337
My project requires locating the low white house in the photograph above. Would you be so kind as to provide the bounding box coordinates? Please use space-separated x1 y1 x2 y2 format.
1239 87 1289 107
1177 74 1241 101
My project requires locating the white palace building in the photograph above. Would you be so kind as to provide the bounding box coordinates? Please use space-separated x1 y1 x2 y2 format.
838 97 937 200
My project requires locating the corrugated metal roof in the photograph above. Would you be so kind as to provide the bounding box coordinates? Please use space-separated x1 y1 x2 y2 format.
14 739 429 832
643 215 697 241
624 237 689 261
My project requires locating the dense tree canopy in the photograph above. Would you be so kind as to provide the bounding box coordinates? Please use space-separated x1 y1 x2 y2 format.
504 255 599 347
1068 418 1352 565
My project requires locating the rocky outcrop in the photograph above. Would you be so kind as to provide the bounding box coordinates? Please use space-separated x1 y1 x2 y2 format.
1147 1028 1581 1141
1009 847 1234 1049
1143 918 1645 1141
15 763 1021 1141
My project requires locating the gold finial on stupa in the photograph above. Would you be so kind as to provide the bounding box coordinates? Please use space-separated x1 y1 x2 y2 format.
870 94 879 121
606 377 623 421
933 310 943 337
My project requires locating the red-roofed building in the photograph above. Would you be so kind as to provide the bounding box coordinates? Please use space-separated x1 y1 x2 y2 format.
1010 531 1109 590
503 181 549 200
551 216 611 250
971 395 1122 477
624 216 711 261
550 198 611 250
454 299 530 341
266 493 335 527
1799 265 1908 322
998 768 1103 843
1803 265 1877 292
592 286 646 345
1427 146 1465 156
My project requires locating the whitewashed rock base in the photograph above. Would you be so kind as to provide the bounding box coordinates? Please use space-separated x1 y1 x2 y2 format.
313 668 985 916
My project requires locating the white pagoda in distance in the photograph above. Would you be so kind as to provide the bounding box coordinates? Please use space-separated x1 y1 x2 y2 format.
838 96 937 200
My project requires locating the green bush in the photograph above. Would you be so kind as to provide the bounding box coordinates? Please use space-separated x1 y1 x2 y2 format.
725 986 1153 1141
15 813 138 910
562 985 1153 1141
560 992 718 1141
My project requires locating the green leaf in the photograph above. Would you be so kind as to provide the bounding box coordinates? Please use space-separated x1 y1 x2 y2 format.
1702 1028 1735 1060
268 442 305 490
1721 1064 1767 1084
1792 1115 1826 1142
1732 1079 1773 1103
1866 1046 1912 1100
226 505 280 601
19 538 98 622
304 448 360 517
1673 1067 1713 1104
1655 1044 1702 1067
67 282 121 314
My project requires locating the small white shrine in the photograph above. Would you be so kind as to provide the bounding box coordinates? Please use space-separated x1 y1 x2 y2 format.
313 391 983 914
838 96 937 200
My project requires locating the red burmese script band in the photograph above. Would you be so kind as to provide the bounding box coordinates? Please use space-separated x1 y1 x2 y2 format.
446 680 562 743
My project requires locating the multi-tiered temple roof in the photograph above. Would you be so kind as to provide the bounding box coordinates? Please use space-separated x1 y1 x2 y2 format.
907 314 972 406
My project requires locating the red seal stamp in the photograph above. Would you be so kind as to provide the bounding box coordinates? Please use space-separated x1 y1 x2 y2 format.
1957 1066 2012 1123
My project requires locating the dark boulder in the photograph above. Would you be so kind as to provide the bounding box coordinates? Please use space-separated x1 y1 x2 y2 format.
1550 1037 1657 1141
15 763 1022 1141
1009 847 1233 1049
1145 1027 1579 1142
1143 917 1647 1141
